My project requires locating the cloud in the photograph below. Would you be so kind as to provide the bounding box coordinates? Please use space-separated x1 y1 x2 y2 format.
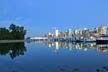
15 17 25 21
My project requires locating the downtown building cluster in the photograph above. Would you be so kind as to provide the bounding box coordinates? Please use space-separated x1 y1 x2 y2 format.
47 25 108 41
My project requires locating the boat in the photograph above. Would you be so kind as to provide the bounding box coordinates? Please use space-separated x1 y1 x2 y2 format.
85 38 96 42
96 35 108 44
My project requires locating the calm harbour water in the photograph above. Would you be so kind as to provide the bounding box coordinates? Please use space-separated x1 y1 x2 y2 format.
0 41 108 72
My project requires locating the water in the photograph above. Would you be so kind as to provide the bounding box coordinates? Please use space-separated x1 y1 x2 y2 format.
0 42 108 72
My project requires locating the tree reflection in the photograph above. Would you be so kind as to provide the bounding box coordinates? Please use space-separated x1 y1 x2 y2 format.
0 42 26 59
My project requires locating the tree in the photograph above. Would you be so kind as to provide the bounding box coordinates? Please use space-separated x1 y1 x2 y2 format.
0 24 26 40
0 27 10 40
9 24 16 32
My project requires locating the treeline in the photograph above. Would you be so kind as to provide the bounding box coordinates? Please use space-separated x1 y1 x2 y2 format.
0 24 26 40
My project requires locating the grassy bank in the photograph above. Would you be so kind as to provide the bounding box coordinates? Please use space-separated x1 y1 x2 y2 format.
0 40 25 43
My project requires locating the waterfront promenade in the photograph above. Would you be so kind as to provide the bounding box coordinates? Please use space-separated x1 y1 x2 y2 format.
0 40 25 43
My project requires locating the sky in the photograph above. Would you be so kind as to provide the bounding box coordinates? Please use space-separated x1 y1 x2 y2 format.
0 0 108 36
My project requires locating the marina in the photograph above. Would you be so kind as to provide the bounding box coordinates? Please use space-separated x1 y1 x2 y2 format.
28 36 108 44
27 25 108 45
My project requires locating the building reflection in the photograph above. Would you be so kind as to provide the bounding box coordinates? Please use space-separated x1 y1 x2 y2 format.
46 42 108 53
0 42 26 59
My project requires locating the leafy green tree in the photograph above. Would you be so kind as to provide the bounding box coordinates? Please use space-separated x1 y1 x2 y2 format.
0 28 10 40
9 24 16 32
0 24 26 40
9 24 26 39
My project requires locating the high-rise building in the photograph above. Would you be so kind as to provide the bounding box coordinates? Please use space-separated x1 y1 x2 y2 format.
55 29 59 37
98 25 107 35
106 27 108 35
48 32 52 38
82 28 90 38
68 28 72 37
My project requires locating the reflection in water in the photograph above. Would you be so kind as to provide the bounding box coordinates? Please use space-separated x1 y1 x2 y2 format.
57 65 80 72
1 41 108 72
45 42 108 53
55 42 59 50
0 42 26 59
96 66 108 72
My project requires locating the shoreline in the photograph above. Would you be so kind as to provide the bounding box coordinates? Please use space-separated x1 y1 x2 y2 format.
0 40 25 43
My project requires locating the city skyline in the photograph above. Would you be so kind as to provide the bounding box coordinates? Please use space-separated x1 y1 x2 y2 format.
0 0 108 36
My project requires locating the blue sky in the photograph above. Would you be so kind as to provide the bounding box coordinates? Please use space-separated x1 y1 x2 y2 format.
0 0 108 36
